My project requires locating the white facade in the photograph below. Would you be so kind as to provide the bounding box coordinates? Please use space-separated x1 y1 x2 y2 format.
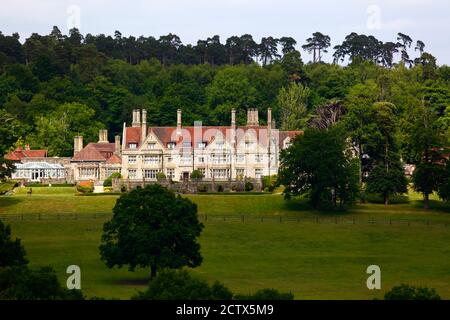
120 108 301 182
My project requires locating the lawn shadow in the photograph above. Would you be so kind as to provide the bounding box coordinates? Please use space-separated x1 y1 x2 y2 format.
281 197 357 216
410 199 450 214
116 278 150 287
0 196 23 209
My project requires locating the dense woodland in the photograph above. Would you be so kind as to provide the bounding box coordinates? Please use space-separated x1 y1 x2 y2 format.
0 27 449 163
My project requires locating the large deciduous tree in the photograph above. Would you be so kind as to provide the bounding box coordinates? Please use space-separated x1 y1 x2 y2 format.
278 127 360 209
99 184 204 280
277 82 310 130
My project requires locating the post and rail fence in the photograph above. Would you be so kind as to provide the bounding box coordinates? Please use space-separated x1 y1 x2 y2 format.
0 212 449 228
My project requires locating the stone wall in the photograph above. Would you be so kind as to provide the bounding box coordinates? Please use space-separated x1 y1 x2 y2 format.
112 178 263 193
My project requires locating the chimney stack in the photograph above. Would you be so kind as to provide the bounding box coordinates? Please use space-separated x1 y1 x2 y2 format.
74 136 83 156
98 129 108 143
247 108 259 126
231 108 236 129
132 109 141 127
177 109 182 134
114 135 121 155
141 109 147 143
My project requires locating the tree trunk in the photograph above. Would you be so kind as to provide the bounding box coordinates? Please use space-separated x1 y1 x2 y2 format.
384 193 389 206
424 193 430 210
150 265 157 281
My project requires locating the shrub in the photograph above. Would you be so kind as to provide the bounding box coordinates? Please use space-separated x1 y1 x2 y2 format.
235 288 294 300
231 183 244 192
190 170 204 181
262 175 279 192
132 269 232 300
103 172 122 187
384 284 441 300
156 172 166 181
244 182 254 192
76 181 94 194
216 184 224 192
0 266 84 300
197 184 208 193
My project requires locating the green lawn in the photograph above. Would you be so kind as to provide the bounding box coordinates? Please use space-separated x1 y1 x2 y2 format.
1 186 450 299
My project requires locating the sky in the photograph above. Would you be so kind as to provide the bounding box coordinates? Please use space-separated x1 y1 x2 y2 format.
1 0 449 65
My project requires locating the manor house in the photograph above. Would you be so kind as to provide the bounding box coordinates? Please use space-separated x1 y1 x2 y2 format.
71 108 301 183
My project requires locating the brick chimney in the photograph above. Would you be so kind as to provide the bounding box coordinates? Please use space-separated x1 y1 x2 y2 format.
74 136 83 156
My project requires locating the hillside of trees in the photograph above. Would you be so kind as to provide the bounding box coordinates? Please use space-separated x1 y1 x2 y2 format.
0 27 449 159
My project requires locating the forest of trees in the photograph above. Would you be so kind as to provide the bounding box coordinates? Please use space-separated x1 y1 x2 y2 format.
0 26 449 162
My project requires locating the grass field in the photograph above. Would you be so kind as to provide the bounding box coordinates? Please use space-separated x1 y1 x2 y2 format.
1 186 450 299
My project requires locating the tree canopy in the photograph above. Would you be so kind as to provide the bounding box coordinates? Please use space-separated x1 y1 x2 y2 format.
99 184 204 279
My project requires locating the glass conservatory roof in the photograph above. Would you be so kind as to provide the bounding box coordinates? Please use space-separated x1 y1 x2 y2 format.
15 162 65 169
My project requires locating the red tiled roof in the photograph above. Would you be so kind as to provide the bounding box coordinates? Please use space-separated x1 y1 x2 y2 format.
279 131 303 148
106 154 122 164
5 147 47 161
124 125 304 150
72 143 115 162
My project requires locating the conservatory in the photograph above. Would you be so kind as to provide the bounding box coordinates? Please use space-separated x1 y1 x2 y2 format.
11 162 66 182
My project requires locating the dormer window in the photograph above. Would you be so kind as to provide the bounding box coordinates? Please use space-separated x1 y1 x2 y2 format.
128 143 137 149
197 142 206 149
167 142 176 149
147 143 156 149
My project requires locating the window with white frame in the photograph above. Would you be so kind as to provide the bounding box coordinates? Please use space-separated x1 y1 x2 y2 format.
255 154 263 163
143 169 158 180
128 143 137 149
198 168 206 177
144 155 160 165
236 168 244 178
198 156 205 163
106 168 120 177
211 154 229 164
255 168 263 178
128 169 137 179
167 142 176 149
147 142 156 149
80 167 97 178
128 156 137 164
236 154 245 163
182 141 191 148
211 168 229 179
215 141 224 149
197 142 206 149
181 155 192 164
166 168 175 179
245 141 254 149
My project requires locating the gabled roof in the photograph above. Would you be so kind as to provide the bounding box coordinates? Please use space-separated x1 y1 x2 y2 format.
106 154 122 164
279 130 303 147
72 143 115 162
5 147 48 161
125 126 303 150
